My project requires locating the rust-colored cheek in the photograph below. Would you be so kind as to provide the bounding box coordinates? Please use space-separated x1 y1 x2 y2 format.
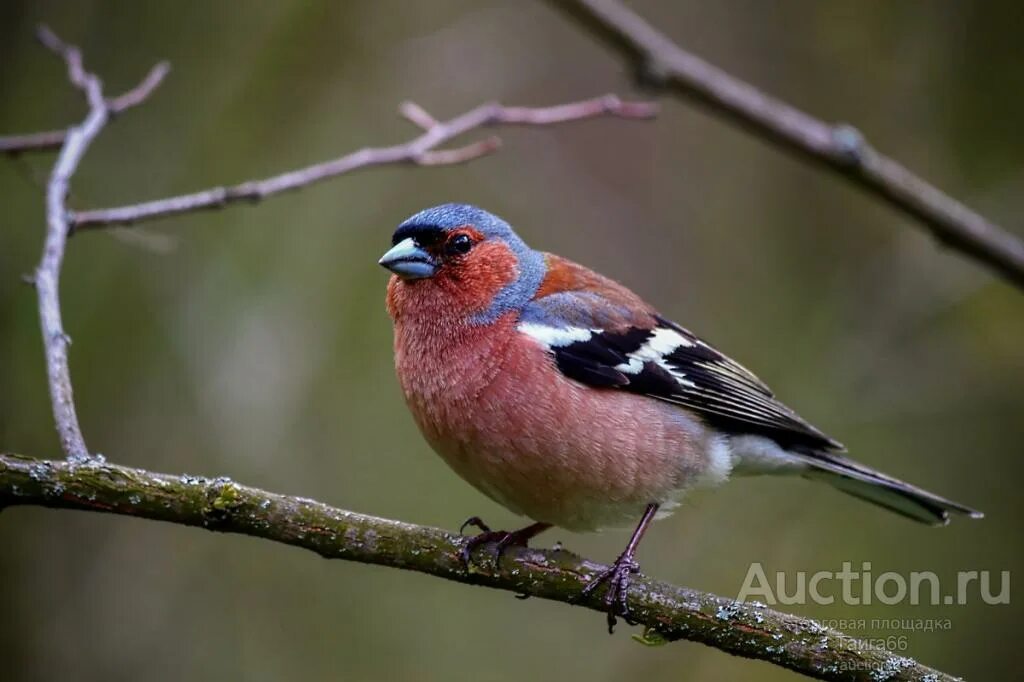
445 241 518 310
385 241 519 323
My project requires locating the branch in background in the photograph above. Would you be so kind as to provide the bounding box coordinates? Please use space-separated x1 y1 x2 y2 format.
0 32 169 155
70 95 656 229
0 129 68 155
552 0 1024 291
31 26 167 463
0 453 960 682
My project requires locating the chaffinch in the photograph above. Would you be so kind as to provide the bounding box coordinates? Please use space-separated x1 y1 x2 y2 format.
379 203 981 631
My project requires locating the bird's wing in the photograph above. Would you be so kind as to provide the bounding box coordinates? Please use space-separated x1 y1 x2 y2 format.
519 254 842 451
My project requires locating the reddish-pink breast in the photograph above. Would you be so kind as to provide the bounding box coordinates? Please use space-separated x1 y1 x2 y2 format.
387 264 714 530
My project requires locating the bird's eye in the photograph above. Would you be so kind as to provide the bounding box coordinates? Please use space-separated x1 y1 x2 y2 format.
447 233 474 255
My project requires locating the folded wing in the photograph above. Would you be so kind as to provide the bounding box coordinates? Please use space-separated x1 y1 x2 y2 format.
519 254 841 452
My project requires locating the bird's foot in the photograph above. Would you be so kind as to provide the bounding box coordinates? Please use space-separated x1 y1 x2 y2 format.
578 552 641 634
458 517 546 570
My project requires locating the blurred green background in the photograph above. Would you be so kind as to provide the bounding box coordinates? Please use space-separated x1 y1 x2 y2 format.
1 1 1021 680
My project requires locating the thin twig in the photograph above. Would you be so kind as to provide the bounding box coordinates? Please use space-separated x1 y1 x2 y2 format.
71 94 657 229
0 31 168 155
106 61 172 113
0 129 68 155
552 0 1024 290
399 100 440 130
0 452 961 682
32 26 167 462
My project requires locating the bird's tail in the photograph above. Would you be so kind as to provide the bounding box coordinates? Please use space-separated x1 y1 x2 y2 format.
793 450 983 526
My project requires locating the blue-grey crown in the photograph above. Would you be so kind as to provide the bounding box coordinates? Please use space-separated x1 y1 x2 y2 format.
394 203 520 244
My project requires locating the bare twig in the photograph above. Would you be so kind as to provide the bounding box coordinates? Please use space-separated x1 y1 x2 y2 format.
0 452 961 682
0 32 169 155
0 129 68 155
105 61 172 113
32 26 166 462
71 94 657 228
552 0 1024 290
399 100 441 129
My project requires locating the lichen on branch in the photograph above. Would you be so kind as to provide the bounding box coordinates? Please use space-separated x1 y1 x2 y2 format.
0 453 959 682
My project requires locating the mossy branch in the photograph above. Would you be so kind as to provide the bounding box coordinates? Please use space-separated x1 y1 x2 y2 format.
0 452 959 682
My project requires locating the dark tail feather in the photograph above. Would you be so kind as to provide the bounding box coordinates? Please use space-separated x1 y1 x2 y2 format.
795 451 983 526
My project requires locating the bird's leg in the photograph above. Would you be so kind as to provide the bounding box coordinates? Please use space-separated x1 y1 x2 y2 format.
578 503 659 634
458 518 552 568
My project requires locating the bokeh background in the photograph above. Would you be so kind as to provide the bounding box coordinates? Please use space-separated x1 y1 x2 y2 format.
2 2 1022 680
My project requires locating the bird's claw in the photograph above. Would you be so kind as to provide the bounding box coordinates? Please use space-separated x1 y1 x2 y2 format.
459 529 506 568
459 515 491 535
577 553 641 633
458 518 531 569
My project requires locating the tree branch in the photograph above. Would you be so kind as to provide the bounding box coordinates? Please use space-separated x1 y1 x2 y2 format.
30 26 167 463
0 29 169 155
69 94 656 229
0 452 959 682
551 0 1024 290
0 129 68 155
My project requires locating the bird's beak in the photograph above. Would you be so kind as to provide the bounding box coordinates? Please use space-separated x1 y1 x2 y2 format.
378 237 438 279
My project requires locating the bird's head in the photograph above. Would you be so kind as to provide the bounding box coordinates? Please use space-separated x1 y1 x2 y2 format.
380 204 546 324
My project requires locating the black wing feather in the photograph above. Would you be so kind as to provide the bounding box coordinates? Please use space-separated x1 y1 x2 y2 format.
554 349 630 387
546 317 841 452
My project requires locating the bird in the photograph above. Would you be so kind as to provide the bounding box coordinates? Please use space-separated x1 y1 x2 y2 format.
379 203 982 632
